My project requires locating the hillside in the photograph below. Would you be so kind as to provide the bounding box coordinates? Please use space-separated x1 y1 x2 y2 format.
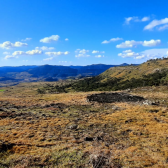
47 58 168 92
100 58 168 81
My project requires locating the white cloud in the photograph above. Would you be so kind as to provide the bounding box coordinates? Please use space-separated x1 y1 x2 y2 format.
12 51 25 56
4 55 18 60
116 40 142 48
118 50 145 59
0 41 28 49
144 18 168 30
43 57 53 61
65 38 69 41
123 49 132 53
21 38 32 41
125 17 139 24
75 49 90 57
141 17 150 22
45 51 69 56
110 37 123 42
158 24 168 31
59 61 68 63
95 55 104 58
135 55 145 59
40 35 60 43
92 50 99 54
118 48 168 60
12 50 42 56
35 46 55 50
116 39 161 48
75 54 90 58
142 39 161 47
14 42 27 47
64 51 70 55
142 48 168 58
45 52 62 56
92 50 105 54
124 16 150 24
79 49 89 54
101 40 109 44
102 37 123 44
3 51 10 55
26 50 42 55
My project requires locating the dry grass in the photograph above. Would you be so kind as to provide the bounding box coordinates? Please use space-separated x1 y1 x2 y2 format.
0 83 168 167
101 59 168 82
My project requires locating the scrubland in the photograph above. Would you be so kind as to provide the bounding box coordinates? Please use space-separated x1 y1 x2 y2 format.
0 83 168 167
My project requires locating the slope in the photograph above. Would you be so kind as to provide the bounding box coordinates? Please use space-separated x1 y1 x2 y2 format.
45 58 168 92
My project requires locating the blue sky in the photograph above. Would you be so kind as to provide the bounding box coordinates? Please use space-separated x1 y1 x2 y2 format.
0 0 168 66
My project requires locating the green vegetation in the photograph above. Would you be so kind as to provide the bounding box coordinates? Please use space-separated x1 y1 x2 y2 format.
37 68 168 93
0 89 4 92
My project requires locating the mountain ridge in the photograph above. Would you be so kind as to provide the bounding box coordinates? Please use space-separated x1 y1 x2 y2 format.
0 63 138 86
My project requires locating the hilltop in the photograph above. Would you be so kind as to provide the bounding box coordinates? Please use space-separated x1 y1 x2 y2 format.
100 58 168 80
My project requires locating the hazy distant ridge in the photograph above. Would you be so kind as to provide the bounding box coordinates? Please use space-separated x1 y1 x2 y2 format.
0 63 136 82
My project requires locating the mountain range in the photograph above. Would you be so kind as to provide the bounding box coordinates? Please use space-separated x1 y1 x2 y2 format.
0 63 138 86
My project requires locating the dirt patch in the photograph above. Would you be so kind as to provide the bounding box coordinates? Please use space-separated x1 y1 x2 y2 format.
87 92 145 103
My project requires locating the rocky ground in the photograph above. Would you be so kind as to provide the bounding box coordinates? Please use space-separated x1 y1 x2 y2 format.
0 83 168 167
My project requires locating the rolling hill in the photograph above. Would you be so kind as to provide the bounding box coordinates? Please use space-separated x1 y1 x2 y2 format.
43 58 168 93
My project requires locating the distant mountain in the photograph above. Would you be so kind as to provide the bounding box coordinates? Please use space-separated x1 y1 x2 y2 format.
76 64 116 76
28 65 78 78
0 63 138 86
0 66 37 74
120 63 129 66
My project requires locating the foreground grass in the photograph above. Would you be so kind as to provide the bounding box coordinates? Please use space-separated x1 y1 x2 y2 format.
0 83 168 167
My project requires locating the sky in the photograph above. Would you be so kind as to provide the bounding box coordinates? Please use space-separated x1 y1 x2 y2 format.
0 0 168 66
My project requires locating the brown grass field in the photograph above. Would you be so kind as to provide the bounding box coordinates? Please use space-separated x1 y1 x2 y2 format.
0 82 168 167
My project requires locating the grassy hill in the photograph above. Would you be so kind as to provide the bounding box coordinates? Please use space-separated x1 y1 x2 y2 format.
100 58 168 81
43 58 168 93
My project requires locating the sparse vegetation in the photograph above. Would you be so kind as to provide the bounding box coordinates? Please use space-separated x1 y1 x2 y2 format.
0 81 168 167
38 67 168 93
1 59 168 167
